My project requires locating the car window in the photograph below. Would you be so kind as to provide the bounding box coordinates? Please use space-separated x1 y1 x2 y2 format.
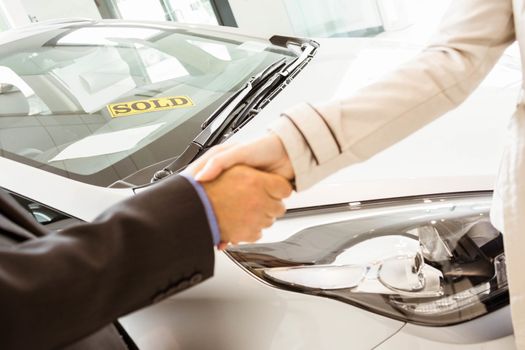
0 24 295 186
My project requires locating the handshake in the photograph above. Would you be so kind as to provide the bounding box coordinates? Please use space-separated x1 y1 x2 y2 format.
184 134 294 249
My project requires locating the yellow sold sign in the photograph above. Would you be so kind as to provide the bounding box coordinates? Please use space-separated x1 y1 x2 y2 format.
107 96 194 118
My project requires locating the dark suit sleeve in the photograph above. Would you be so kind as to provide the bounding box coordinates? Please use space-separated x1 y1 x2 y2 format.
0 175 215 350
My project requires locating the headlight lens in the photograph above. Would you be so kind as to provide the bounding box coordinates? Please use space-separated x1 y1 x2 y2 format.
226 193 508 326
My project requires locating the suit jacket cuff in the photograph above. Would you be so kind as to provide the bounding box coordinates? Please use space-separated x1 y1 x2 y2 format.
180 173 221 245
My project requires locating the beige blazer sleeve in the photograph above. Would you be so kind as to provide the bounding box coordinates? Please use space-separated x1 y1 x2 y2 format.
270 0 515 190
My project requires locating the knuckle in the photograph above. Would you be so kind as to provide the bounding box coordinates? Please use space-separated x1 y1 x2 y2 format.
261 216 274 228
279 182 293 197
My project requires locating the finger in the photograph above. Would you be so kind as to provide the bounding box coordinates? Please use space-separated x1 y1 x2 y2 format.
217 241 229 251
200 143 237 163
245 229 263 242
264 199 286 219
230 227 263 244
260 216 275 229
195 146 249 182
262 174 293 199
183 143 236 177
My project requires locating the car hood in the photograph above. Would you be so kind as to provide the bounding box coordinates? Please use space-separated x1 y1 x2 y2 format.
230 37 522 209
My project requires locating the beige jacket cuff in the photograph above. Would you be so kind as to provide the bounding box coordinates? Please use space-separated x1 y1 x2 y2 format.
269 102 360 191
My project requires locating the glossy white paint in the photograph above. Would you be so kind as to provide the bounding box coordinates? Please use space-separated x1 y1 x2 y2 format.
0 156 132 221
398 305 513 344
122 195 514 349
377 332 516 350
120 252 404 350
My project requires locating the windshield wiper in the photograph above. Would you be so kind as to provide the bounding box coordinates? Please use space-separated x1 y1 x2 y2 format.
150 37 318 183
200 57 287 130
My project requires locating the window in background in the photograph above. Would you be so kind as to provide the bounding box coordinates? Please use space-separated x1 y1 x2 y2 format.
107 0 168 21
378 0 451 44
0 5 10 31
284 0 417 38
164 0 218 25
376 0 414 31
284 0 385 38
0 17 7 32
105 0 219 25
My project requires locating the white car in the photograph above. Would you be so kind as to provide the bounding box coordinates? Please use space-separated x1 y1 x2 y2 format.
0 19 519 350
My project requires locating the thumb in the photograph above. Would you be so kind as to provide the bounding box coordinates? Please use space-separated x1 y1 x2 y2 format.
195 146 248 182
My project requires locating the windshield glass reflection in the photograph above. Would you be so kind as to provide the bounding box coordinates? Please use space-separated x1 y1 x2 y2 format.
0 24 293 185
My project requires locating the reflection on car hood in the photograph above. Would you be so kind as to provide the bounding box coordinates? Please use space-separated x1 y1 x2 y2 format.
229 38 521 208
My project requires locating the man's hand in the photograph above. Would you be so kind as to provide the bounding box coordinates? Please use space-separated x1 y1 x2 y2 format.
190 134 294 182
201 165 292 248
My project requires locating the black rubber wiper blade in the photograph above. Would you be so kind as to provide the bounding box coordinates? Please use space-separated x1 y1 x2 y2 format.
200 57 287 130
250 57 287 87
230 42 318 130
230 69 286 130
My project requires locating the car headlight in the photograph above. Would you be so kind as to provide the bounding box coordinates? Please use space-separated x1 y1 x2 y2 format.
226 192 508 326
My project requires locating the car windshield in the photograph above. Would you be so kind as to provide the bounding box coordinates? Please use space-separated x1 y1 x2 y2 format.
0 23 295 186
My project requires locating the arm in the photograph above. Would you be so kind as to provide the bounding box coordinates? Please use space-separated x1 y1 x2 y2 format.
195 0 516 190
0 175 214 349
0 167 291 350
271 0 515 189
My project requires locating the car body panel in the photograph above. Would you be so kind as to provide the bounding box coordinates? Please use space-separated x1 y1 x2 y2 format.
396 305 513 344
0 156 132 221
121 200 514 349
377 331 516 350
120 252 405 350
